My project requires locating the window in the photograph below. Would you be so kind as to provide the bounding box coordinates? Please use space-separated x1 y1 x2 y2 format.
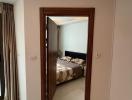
0 14 5 99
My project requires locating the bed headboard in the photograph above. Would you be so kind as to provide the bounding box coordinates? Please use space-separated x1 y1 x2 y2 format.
65 51 87 60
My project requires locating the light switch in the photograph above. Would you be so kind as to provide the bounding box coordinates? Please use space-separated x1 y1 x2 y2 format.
96 52 101 59
30 56 38 60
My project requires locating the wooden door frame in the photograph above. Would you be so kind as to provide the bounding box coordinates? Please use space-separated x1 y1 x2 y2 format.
40 8 95 100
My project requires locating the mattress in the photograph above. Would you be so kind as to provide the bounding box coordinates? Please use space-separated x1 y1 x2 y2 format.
56 59 83 85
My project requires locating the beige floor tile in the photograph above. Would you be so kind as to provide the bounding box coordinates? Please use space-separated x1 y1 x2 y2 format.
53 78 85 100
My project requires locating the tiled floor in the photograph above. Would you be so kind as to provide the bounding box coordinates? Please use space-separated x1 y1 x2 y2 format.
53 78 85 100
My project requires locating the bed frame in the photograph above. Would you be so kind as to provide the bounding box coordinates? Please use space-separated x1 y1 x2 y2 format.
65 51 87 60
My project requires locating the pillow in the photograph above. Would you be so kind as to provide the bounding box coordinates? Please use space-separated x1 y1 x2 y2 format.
71 58 85 65
78 59 85 65
71 58 79 63
60 56 72 62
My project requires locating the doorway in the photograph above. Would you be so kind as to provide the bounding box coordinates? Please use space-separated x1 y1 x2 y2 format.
49 16 88 100
40 8 95 100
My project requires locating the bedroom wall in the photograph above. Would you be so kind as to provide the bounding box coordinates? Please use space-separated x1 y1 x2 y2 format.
59 20 88 56
110 0 132 100
14 0 27 100
23 0 115 100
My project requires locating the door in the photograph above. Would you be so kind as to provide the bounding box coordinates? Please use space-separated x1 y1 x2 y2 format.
47 17 58 100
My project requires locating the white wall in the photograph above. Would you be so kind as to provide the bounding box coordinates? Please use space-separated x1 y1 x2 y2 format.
0 0 16 4
14 0 27 100
110 0 132 100
59 20 88 56
23 0 115 100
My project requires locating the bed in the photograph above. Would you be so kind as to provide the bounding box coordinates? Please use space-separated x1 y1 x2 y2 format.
56 51 87 85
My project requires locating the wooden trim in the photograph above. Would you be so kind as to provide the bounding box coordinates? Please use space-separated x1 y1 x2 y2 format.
40 8 46 100
85 8 95 100
40 8 95 100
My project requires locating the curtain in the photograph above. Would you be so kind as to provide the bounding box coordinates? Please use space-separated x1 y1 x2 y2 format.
0 11 5 100
0 3 19 100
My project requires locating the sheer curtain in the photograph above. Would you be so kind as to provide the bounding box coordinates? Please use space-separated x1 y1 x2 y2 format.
0 3 19 100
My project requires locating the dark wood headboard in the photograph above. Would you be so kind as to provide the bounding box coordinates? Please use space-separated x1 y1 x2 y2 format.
65 51 87 60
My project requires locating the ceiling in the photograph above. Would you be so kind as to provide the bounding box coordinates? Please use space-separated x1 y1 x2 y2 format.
0 0 16 3
49 17 88 25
